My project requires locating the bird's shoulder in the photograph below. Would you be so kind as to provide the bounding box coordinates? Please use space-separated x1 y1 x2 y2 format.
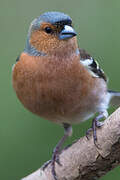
79 48 107 82
16 55 20 62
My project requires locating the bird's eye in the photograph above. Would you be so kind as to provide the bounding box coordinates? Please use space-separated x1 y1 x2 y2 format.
45 27 53 34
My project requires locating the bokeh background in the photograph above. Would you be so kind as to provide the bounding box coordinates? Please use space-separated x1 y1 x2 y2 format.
0 0 120 179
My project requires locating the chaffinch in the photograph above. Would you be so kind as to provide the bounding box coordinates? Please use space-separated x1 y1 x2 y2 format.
12 11 120 180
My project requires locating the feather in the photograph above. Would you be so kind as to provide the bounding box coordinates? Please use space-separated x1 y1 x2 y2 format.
79 48 107 82
108 90 120 107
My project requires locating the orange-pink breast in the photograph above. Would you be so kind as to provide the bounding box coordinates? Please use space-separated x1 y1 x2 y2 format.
12 52 106 124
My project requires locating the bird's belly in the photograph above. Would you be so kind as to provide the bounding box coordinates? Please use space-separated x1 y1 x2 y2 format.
53 111 95 124
13 81 108 125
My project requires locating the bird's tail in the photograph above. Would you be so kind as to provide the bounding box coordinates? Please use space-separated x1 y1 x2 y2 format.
108 90 120 107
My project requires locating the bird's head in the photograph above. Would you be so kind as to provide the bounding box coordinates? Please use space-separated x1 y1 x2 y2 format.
25 12 78 56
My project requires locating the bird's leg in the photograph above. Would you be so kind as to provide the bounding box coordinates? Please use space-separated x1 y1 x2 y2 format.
42 123 72 180
86 110 108 145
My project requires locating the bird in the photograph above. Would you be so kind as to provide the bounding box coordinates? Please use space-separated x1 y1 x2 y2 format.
12 11 120 180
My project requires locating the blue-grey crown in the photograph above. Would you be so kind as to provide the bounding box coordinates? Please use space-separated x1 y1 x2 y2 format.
39 11 72 24
31 11 72 30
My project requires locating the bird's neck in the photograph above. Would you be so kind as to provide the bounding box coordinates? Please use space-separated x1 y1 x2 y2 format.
49 38 79 58
24 36 46 56
24 36 79 58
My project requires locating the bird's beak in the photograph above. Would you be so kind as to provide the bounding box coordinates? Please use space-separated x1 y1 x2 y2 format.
59 25 77 40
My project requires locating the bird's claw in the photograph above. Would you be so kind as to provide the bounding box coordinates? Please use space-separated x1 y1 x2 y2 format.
42 152 62 180
55 154 62 166
86 118 104 149
86 127 92 140
41 160 52 170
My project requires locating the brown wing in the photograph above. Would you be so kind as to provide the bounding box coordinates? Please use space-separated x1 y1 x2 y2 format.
79 48 91 60
79 48 107 82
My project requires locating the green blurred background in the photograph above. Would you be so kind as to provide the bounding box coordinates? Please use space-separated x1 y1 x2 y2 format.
0 0 120 179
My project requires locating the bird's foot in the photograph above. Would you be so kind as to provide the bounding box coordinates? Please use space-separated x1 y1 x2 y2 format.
86 115 104 148
42 123 72 180
42 148 62 180
41 160 52 170
86 127 93 140
51 149 62 180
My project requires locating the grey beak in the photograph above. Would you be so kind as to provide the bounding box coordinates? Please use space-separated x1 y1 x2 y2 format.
59 25 77 40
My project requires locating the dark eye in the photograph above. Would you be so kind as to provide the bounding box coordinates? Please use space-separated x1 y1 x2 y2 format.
45 27 53 34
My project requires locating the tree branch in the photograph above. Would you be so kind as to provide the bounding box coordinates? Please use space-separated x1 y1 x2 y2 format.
21 107 120 180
